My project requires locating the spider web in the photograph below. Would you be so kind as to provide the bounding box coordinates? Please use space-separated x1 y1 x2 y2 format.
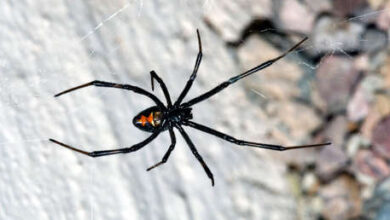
0 1 389 220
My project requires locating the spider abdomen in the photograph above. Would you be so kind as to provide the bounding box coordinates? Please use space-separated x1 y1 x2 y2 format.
133 106 164 132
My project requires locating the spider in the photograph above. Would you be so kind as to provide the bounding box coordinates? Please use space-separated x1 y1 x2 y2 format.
49 30 330 186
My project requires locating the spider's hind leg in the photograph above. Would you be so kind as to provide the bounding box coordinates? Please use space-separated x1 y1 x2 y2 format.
49 131 160 157
175 124 215 186
182 120 331 151
147 128 176 171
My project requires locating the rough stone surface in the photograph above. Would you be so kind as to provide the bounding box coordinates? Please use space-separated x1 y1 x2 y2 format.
1 1 389 220
333 0 369 18
364 177 390 219
316 56 360 113
372 116 390 159
377 1 390 30
279 0 315 33
347 84 371 122
361 28 388 53
237 36 304 102
316 116 349 181
319 175 362 220
0 1 302 220
354 149 390 180
312 15 365 54
303 0 332 13
203 0 272 41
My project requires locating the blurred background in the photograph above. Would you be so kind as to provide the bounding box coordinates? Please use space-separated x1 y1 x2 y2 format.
0 0 389 219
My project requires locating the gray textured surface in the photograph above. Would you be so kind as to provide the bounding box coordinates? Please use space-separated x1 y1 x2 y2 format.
0 1 312 219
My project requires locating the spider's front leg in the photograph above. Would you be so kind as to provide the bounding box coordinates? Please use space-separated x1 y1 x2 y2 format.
174 29 203 106
150 71 172 107
146 128 176 171
182 37 308 108
53 80 166 109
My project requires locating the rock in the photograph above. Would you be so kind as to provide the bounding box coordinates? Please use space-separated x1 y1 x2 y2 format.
319 175 362 220
347 85 371 122
275 101 322 140
302 172 320 195
303 0 332 13
312 15 365 54
376 1 390 30
316 146 348 181
346 134 370 158
361 27 388 53
279 0 315 33
372 116 390 159
203 0 272 41
361 107 383 140
316 56 360 113
363 177 390 219
375 94 390 118
376 202 390 220
1 1 388 220
316 116 349 181
333 0 369 18
379 56 390 88
237 35 304 101
354 149 390 180
368 0 387 9
326 115 348 147
0 1 303 220
361 75 385 94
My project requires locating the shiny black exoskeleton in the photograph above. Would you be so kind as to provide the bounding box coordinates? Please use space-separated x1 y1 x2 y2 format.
49 30 331 186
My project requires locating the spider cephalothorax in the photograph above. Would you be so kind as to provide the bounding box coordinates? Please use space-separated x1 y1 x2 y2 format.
49 30 330 186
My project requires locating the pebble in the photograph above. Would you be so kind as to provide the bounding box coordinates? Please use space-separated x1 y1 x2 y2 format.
316 56 360 113
237 35 304 101
354 149 390 180
363 177 390 219
333 0 369 18
312 15 365 54
347 85 371 122
302 172 320 195
376 1 390 30
361 27 388 53
319 175 361 220
372 116 390 159
279 0 315 33
203 0 272 41
346 134 370 158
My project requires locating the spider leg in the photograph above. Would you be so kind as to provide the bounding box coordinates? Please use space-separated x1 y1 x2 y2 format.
182 120 331 151
54 80 166 109
181 37 308 108
49 131 160 157
174 29 202 107
175 124 215 186
150 71 172 107
146 128 176 171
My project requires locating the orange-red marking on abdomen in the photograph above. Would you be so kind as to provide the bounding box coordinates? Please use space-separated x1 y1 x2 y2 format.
137 113 154 126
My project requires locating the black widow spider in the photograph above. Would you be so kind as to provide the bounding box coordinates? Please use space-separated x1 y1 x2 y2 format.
49 30 330 186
